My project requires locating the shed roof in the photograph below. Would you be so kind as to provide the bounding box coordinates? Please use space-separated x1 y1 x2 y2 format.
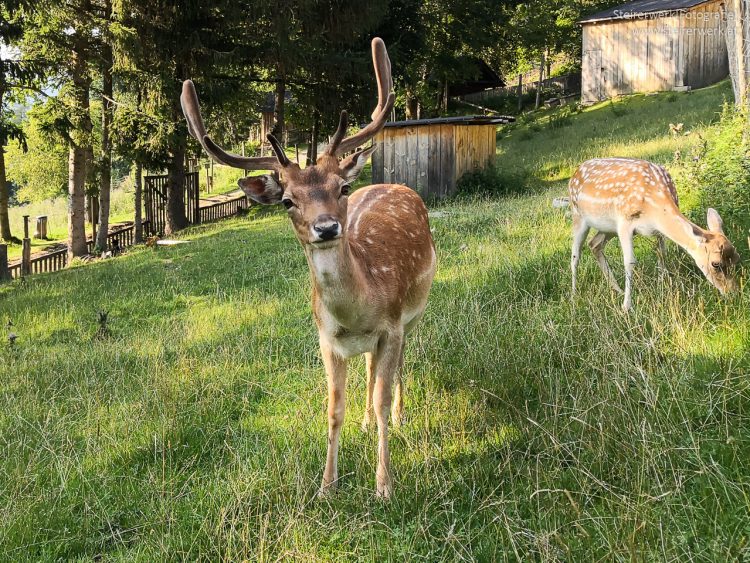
383 115 515 129
579 0 712 23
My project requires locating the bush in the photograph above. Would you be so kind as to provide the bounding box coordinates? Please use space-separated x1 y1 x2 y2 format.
456 164 530 197
680 104 750 245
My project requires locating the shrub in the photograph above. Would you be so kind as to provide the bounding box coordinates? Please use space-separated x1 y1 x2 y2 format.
681 104 750 245
456 164 530 197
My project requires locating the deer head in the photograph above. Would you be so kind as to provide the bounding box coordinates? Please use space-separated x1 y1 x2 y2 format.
180 38 394 249
695 208 740 294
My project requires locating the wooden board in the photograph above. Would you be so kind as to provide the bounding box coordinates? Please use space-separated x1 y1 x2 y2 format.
372 132 385 184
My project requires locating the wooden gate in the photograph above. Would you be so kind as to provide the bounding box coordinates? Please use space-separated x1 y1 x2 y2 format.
144 172 200 235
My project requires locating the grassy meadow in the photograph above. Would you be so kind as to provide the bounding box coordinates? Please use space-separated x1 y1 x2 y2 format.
1 81 749 560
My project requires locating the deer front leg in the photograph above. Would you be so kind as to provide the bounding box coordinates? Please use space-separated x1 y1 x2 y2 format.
319 338 347 496
373 329 404 499
655 234 667 272
571 215 590 298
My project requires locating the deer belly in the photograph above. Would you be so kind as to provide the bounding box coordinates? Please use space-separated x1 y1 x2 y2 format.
586 215 618 234
330 330 379 358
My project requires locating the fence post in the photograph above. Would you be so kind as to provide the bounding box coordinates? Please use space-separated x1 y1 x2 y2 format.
193 172 200 224
21 215 31 276
0 243 9 281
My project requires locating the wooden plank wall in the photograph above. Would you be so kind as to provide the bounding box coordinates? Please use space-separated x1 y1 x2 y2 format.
682 1 729 87
373 124 495 199
581 0 728 101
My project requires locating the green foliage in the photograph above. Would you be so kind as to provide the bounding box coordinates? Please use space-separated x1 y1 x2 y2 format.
678 104 750 242
5 110 68 203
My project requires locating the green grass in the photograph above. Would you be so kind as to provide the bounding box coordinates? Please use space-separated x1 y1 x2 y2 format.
6 186 136 260
1 81 749 560
496 80 734 189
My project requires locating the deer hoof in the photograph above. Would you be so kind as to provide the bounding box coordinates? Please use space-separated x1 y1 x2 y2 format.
376 478 393 500
361 416 373 433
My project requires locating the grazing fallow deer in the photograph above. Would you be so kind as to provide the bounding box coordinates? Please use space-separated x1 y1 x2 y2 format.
180 38 436 498
568 158 739 311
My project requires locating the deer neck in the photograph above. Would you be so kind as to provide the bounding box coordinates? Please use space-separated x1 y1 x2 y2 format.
654 208 704 257
304 237 364 306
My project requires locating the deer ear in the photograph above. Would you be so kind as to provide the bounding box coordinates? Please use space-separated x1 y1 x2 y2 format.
238 175 283 205
339 145 377 183
706 208 725 234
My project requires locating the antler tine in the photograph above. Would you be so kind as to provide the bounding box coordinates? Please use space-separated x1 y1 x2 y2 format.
324 38 394 157
180 80 279 170
324 111 349 156
267 134 290 166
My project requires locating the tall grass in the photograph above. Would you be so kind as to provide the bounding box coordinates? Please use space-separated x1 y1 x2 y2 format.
1 80 748 560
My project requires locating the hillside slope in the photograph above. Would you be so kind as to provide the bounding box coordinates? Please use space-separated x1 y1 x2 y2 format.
1 81 748 561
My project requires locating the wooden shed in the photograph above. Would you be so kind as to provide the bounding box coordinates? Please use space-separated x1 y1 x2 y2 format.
370 116 512 200
580 0 729 103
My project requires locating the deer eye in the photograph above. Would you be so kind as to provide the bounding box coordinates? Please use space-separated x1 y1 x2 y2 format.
711 261 721 270
340 184 351 197
282 199 295 210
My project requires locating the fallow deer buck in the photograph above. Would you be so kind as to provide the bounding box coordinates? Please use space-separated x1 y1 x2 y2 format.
568 158 739 311
180 38 436 498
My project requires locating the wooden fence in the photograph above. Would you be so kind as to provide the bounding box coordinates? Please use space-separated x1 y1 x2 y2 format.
461 72 581 103
4 222 148 280
199 195 249 223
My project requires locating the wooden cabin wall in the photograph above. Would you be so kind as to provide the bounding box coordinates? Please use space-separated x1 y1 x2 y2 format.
581 0 728 102
681 1 728 88
373 124 496 199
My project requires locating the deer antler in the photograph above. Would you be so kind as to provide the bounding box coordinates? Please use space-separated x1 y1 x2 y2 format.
181 80 279 170
325 38 395 156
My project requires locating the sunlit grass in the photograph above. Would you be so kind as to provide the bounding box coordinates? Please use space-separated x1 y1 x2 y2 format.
1 79 748 560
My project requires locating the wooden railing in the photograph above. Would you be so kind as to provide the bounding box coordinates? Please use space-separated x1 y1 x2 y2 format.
5 222 149 280
2 192 252 283
199 195 249 223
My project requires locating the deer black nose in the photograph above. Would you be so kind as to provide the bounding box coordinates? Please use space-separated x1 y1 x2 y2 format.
313 217 341 241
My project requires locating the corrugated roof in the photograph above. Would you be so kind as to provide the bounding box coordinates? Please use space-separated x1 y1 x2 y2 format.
579 0 712 23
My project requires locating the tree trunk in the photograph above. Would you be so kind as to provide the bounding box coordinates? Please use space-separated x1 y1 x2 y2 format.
442 79 449 113
271 73 286 142
165 143 187 235
68 145 88 258
726 0 750 106
165 77 188 235
535 51 545 110
134 161 143 242
0 85 14 243
95 0 113 251
308 109 319 165
405 87 419 120
67 40 92 260
0 146 13 243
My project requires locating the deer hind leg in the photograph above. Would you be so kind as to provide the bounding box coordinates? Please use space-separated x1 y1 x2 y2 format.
373 329 404 499
588 232 623 294
571 215 590 298
361 352 376 433
319 338 347 496
618 224 637 312
391 340 406 428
